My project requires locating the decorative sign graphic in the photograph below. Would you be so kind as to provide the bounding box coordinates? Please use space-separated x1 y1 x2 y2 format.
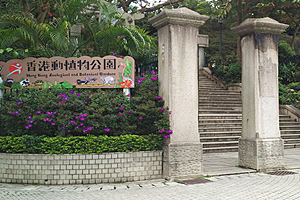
0 56 135 89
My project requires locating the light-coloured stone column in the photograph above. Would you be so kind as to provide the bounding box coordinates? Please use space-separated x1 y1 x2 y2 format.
149 8 209 179
232 18 288 171
198 34 209 70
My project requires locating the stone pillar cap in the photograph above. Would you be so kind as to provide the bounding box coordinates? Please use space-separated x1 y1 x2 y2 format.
149 7 209 29
231 17 288 37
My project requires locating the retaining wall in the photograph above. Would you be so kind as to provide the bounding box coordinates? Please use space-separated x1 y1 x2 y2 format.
0 151 163 185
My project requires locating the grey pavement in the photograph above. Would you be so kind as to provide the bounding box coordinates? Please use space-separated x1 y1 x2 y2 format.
1 148 300 200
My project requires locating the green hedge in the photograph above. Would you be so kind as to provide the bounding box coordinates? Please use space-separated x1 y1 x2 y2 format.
0 134 163 154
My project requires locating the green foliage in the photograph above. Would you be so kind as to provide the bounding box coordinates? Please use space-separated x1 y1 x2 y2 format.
287 82 300 91
0 73 170 138
279 82 300 109
0 134 163 154
211 63 241 85
279 62 299 85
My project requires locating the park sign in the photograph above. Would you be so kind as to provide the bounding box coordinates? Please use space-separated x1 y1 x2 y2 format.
0 56 135 89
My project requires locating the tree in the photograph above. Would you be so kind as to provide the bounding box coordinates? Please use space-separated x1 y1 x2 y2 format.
241 0 300 50
0 0 156 61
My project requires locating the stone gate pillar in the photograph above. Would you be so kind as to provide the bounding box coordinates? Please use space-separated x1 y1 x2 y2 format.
149 8 209 179
232 18 288 171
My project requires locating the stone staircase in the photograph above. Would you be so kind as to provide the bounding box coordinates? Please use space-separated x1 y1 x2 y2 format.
199 71 300 153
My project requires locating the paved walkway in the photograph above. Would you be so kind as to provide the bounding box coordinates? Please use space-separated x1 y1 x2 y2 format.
1 148 300 200
203 148 300 176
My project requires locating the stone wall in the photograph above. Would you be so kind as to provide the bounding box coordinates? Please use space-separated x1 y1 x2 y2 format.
0 151 162 185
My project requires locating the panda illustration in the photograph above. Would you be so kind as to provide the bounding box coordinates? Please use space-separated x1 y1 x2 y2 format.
4 79 13 88
20 79 30 87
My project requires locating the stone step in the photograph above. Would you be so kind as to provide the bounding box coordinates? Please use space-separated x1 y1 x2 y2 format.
279 122 300 126
200 136 240 142
280 125 300 130
202 141 239 148
200 127 242 132
199 106 241 110
203 146 239 153
200 131 241 137
199 123 242 127
284 138 300 144
199 110 242 114
284 144 300 148
199 92 241 95
199 99 242 102
280 130 300 135
199 114 242 118
281 133 300 139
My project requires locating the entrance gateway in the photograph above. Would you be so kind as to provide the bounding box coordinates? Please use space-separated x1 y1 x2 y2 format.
150 8 289 179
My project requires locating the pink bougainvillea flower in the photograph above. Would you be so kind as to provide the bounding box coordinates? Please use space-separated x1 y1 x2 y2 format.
169 111 172 114
127 94 130 97
151 71 156 74
85 98 91 102
104 128 110 132
151 76 158 81
61 127 65 129
70 90 74 94
141 77 145 81
75 116 79 119
159 129 165 133
160 108 165 111
166 130 173 134
88 93 91 96
59 101 65 104
119 107 125 110
17 101 22 105
112 52 116 56
70 120 74 124
51 123 55 125
25 126 29 129
137 80 142 84
156 96 162 100
37 110 42 114
75 126 79 129
80 123 84 126
127 111 132 113
53 111 56 115
11 111 19 115
68 130 71 133
83 92 86 94
164 135 170 139
151 87 155 90
80 118 85 121
74 123 78 125
76 93 81 96
64 97 69 100
34 122 37 124
136 77 139 80
118 55 122 58
87 127 93 131
119 114 124 117
141 73 144 76
139 117 143 120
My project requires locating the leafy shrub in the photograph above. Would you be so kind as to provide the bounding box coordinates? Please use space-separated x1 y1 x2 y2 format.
211 63 241 85
279 62 299 85
279 82 300 109
287 82 300 91
0 134 163 154
0 72 172 139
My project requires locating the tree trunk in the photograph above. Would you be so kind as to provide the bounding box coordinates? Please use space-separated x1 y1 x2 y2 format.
237 0 242 66
291 25 299 51
22 0 31 18
37 2 49 24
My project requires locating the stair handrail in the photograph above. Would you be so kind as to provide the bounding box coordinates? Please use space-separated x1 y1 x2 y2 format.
280 105 300 122
200 68 226 89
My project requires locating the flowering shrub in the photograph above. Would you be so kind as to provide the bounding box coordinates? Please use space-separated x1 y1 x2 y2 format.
0 72 172 139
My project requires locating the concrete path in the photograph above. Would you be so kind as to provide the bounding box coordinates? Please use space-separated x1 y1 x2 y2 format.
203 148 300 176
1 148 300 200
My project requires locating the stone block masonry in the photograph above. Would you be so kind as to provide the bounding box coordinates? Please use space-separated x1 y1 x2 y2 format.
0 151 162 185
